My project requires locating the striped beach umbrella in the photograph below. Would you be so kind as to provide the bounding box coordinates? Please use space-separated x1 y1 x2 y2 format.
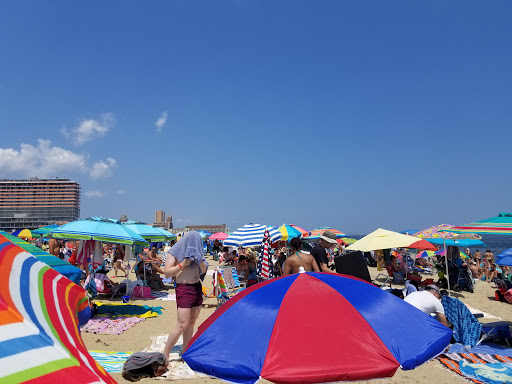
0 234 115 383
305 227 347 239
275 224 309 241
257 228 273 279
224 224 282 248
443 213 512 236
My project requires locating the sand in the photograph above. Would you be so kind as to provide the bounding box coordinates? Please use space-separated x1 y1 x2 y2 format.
82 257 512 384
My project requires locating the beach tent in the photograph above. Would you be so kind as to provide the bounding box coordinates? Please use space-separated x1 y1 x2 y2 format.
0 230 82 284
444 213 512 235
0 233 115 383
183 271 452 384
346 228 437 252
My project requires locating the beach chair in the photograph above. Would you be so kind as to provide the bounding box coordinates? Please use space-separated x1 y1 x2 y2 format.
494 278 512 303
441 296 511 347
213 267 245 308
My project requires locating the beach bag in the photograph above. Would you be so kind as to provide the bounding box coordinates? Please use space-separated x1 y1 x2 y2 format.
132 286 152 299
495 290 506 302
122 352 168 381
504 289 512 304
125 279 143 296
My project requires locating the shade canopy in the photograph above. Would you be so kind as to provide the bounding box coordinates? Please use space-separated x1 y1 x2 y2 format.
346 228 437 252
224 224 282 248
0 230 82 283
0 235 115 383
184 272 451 384
49 217 148 245
444 213 512 235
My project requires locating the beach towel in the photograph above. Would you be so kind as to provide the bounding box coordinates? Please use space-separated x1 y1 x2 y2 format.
90 351 132 373
438 352 512 384
95 301 163 318
144 335 209 380
166 231 206 266
152 292 176 301
83 316 145 335
442 295 482 346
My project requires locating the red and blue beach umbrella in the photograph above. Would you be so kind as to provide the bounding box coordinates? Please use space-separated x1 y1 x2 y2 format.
184 272 452 384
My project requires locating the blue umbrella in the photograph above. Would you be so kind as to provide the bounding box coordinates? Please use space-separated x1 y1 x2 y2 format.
224 224 282 248
496 248 512 267
49 217 148 245
33 224 60 236
122 221 172 242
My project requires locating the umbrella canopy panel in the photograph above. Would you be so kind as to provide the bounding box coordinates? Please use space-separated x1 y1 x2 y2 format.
209 232 229 241
275 224 309 241
122 221 170 242
184 272 451 384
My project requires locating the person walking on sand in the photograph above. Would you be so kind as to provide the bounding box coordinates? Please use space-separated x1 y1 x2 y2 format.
310 230 338 272
283 237 320 274
163 231 208 359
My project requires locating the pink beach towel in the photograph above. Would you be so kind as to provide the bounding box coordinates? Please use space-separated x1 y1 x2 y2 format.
83 316 145 335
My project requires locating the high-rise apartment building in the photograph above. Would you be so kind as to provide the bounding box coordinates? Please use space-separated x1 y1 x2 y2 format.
0 178 80 231
155 210 165 224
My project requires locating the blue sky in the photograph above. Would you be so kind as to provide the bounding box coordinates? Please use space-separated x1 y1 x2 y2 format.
1 1 511 234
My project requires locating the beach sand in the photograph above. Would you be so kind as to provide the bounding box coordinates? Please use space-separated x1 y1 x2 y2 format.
82 257 512 384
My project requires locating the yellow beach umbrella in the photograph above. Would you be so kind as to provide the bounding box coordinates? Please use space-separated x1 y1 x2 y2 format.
346 228 437 252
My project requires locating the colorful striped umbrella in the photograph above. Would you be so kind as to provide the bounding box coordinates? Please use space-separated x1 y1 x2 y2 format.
49 217 148 245
305 227 347 239
414 224 481 240
417 250 435 258
11 229 33 238
275 224 309 241
0 234 115 383
224 224 282 248
32 224 60 236
443 213 512 236
0 230 82 284
183 271 452 384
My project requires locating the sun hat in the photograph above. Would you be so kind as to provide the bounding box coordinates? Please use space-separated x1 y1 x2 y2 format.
319 230 338 244
426 284 441 295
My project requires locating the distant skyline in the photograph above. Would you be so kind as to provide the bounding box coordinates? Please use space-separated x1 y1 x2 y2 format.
1 1 511 235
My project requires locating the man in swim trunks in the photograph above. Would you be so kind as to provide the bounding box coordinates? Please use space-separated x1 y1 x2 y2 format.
162 232 208 359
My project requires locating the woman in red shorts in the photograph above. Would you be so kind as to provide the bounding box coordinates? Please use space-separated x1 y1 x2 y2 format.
162 231 208 359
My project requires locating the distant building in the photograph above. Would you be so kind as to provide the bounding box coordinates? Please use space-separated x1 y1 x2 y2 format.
119 213 128 222
166 215 173 229
0 178 80 231
155 210 165 224
185 224 228 234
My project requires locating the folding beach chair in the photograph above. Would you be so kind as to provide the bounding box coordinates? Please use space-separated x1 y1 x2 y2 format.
213 267 245 308
441 295 511 347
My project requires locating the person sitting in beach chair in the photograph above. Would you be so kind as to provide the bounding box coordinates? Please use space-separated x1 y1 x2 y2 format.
136 253 165 290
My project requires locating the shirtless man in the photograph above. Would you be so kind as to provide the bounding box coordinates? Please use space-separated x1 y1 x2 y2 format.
473 249 483 264
469 261 483 280
163 232 208 358
283 237 320 274
234 255 250 281
49 238 60 257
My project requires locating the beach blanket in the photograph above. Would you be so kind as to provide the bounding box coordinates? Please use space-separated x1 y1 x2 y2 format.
90 351 132 373
144 334 209 380
438 352 512 384
83 316 145 335
442 296 482 346
448 342 512 357
95 301 163 318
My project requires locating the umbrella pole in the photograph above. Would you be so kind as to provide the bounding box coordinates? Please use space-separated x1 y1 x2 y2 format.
444 239 450 295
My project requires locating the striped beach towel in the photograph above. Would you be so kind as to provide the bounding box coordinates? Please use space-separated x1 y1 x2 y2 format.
89 351 132 373
438 352 512 384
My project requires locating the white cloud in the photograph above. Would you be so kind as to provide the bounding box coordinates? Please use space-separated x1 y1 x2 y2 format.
0 139 88 178
84 190 104 198
155 111 168 133
90 157 117 180
62 113 115 146
116 189 127 195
